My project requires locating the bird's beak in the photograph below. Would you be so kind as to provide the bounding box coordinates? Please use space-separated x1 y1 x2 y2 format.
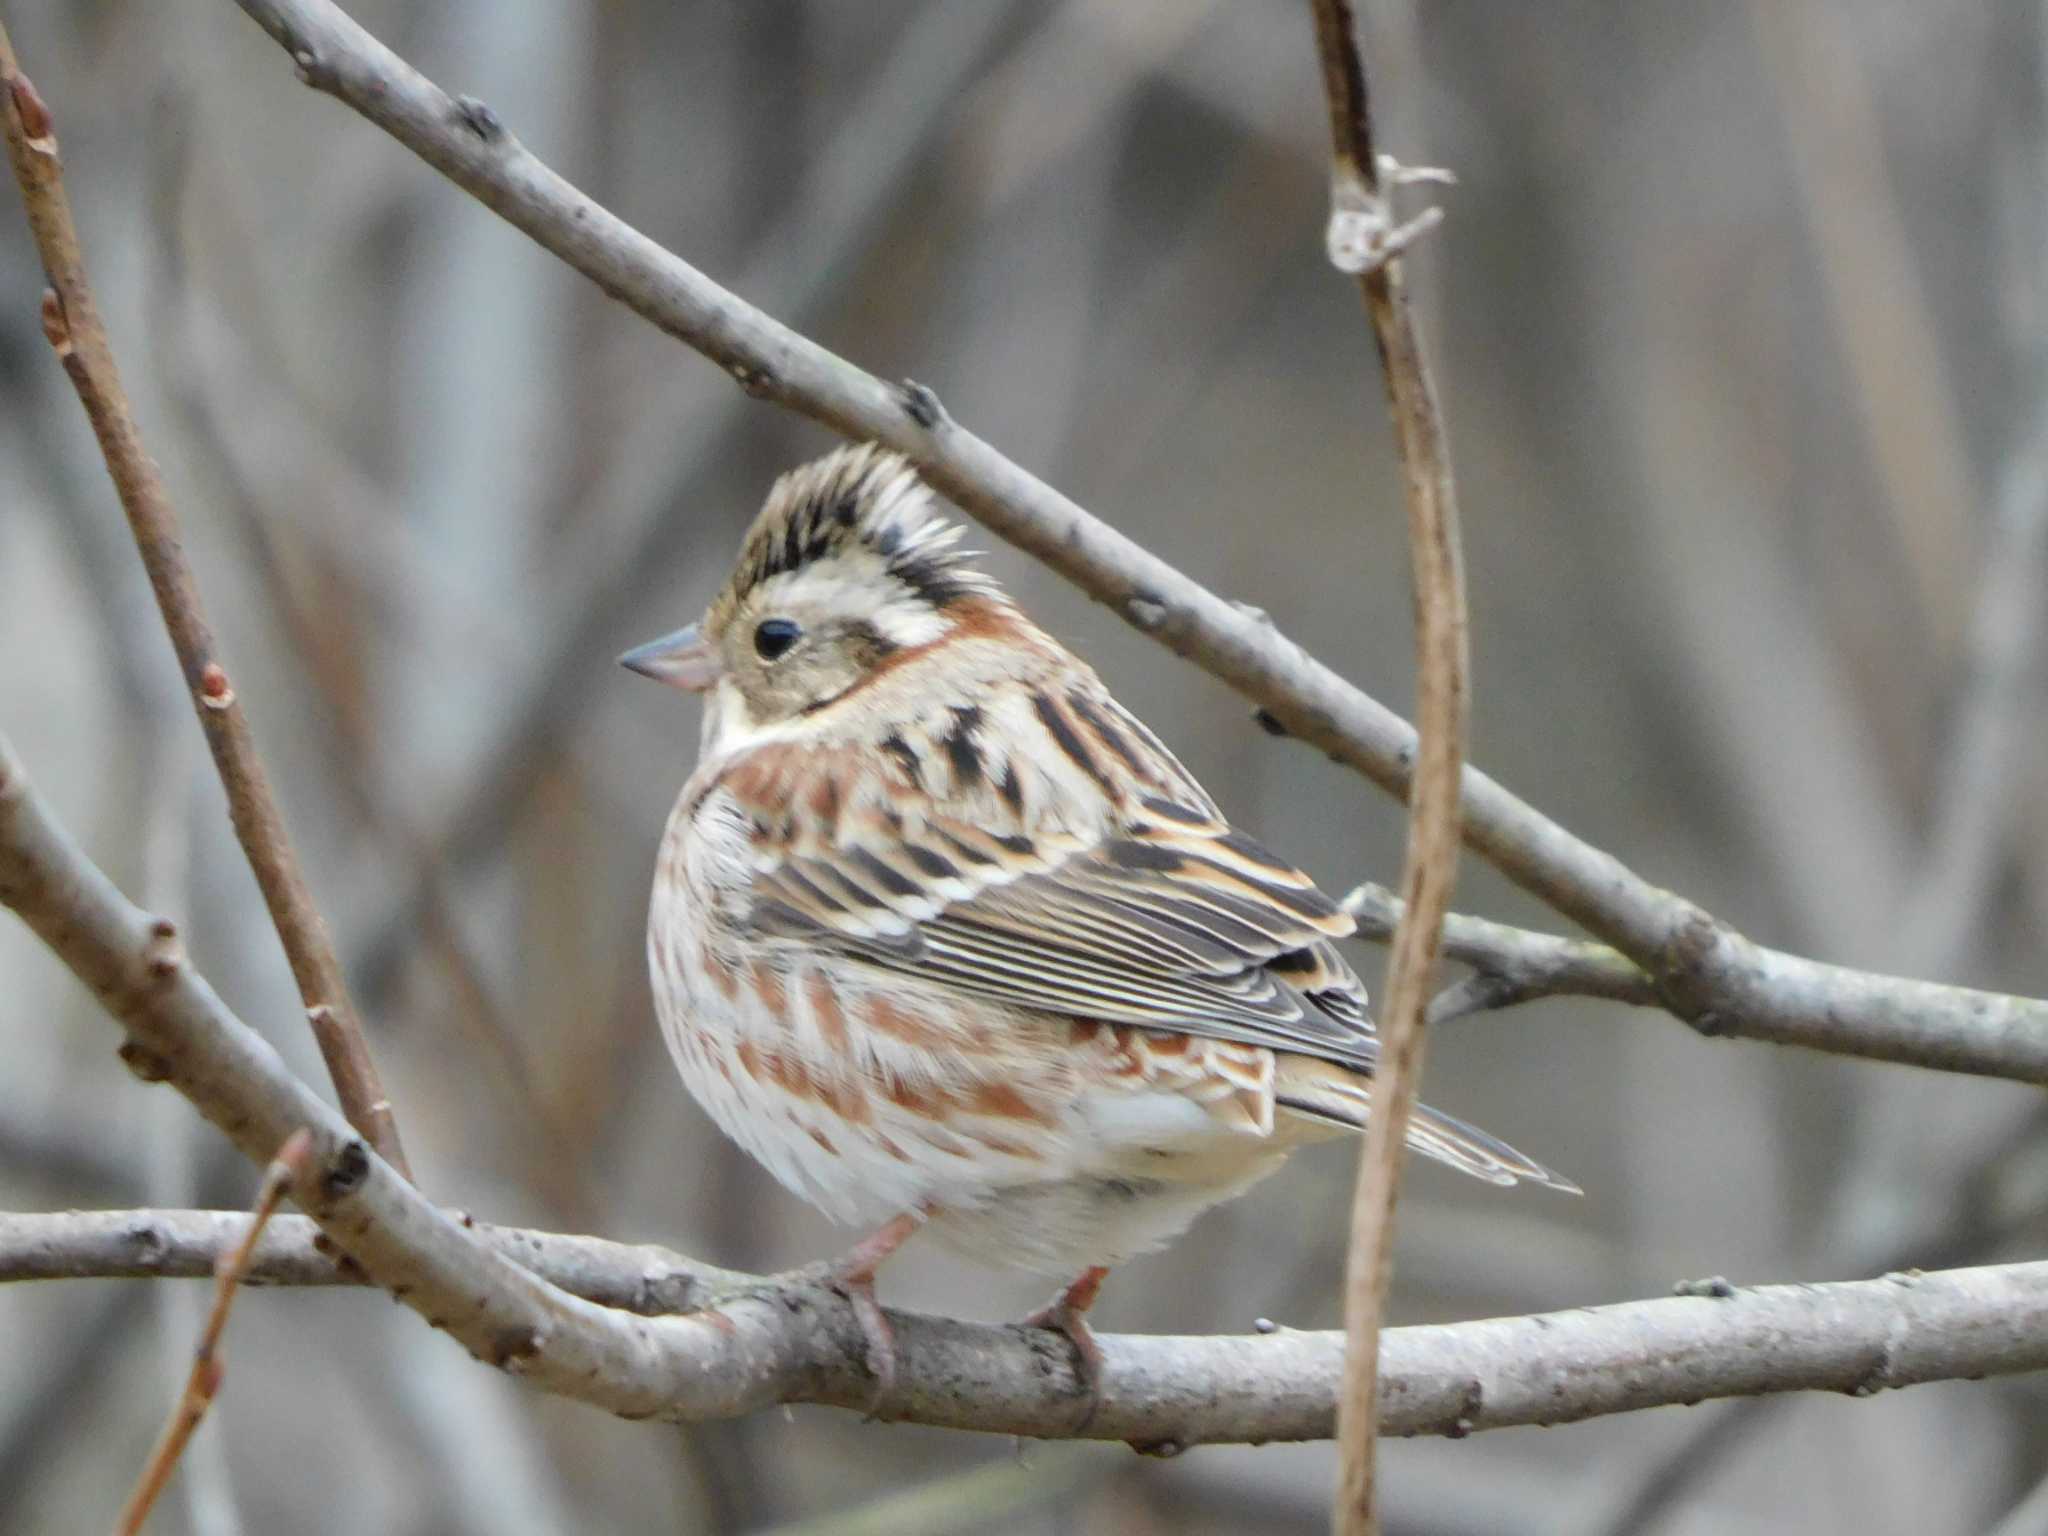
619 623 722 693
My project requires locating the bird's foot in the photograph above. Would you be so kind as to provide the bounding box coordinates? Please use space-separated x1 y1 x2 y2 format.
1019 1265 1111 1431
793 1208 926 1420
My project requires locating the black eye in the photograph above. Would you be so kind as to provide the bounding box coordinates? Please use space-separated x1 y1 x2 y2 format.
753 617 802 660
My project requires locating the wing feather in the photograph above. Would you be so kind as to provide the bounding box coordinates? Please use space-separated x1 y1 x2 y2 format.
719 668 1379 1070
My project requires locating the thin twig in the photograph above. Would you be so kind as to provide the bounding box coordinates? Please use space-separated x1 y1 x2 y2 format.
1306 4 1464 1530
216 0 2048 1085
0 24 408 1177
1342 881 1658 1021
114 1128 313 1536
12 732 2048 1444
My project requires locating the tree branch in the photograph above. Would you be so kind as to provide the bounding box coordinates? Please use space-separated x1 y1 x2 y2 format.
0 24 408 1176
214 0 2048 1085
5 1207 2048 1447
11 729 2048 1448
1343 881 1659 1021
1306 1 1468 1528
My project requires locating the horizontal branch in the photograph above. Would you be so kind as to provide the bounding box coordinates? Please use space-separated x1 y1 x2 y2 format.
8 1208 2048 1445
222 0 2048 1084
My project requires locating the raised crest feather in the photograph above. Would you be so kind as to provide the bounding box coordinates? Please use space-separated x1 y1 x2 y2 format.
708 445 1001 632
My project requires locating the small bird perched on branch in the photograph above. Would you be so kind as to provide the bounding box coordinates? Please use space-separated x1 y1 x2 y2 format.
623 444 1573 1418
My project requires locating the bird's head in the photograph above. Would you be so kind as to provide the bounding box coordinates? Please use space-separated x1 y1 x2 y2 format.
621 445 1009 742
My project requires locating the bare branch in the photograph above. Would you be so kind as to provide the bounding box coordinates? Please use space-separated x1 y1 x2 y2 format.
11 732 2048 1447
6 1208 2048 1448
1306 0 1467 1527
214 0 2048 1085
115 1129 311 1536
0 24 408 1176
1343 882 1659 1020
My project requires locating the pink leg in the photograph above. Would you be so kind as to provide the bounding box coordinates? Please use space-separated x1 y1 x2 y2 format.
1020 1265 1111 1427
814 1209 926 1417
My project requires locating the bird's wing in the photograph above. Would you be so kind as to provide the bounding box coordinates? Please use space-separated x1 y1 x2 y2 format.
710 675 1379 1072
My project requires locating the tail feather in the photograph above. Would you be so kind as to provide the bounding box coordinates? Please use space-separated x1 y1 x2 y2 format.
1272 1055 1580 1194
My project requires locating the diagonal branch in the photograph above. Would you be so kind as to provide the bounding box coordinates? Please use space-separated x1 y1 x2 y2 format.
214 0 2048 1085
0 25 408 1176
1306 1 1467 1529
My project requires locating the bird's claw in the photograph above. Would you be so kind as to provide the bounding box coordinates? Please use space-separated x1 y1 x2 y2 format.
1019 1265 1110 1431
792 1209 925 1421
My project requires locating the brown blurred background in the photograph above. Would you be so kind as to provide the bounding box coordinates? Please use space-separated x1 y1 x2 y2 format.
5 2 2048 1531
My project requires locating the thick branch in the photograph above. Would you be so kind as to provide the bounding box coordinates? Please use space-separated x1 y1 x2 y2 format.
0 27 407 1175
217 0 2048 1084
6 1208 2048 1445
1308 1 1469 1528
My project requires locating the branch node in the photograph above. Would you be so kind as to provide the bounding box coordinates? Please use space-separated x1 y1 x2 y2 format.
1672 1275 1738 1300
486 1322 546 1370
1129 1437 1186 1459
122 1216 171 1266
1377 152 1455 189
1848 1342 1898 1397
1124 595 1168 631
37 287 70 354
638 1267 701 1315
1439 1376 1485 1438
1252 706 1291 738
117 1037 173 1083
452 94 504 143
1656 904 1736 1027
727 361 773 399
1324 170 1444 277
6 70 54 151
197 661 236 710
143 917 184 980
899 378 947 430
319 1138 371 1199
290 49 322 87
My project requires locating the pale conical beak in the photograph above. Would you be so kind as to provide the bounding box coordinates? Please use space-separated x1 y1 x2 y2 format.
618 623 722 693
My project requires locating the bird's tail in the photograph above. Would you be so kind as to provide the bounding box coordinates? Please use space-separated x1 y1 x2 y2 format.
1273 1054 1580 1193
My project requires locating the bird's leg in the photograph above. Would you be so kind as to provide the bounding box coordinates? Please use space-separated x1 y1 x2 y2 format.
1019 1265 1111 1428
810 1207 927 1418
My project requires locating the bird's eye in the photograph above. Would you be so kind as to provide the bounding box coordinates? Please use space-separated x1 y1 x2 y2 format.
753 617 802 661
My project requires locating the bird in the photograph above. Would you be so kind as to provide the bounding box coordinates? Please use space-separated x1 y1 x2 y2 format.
622 443 1575 1419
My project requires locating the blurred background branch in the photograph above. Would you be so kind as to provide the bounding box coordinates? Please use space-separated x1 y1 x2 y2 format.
0 19 408 1175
